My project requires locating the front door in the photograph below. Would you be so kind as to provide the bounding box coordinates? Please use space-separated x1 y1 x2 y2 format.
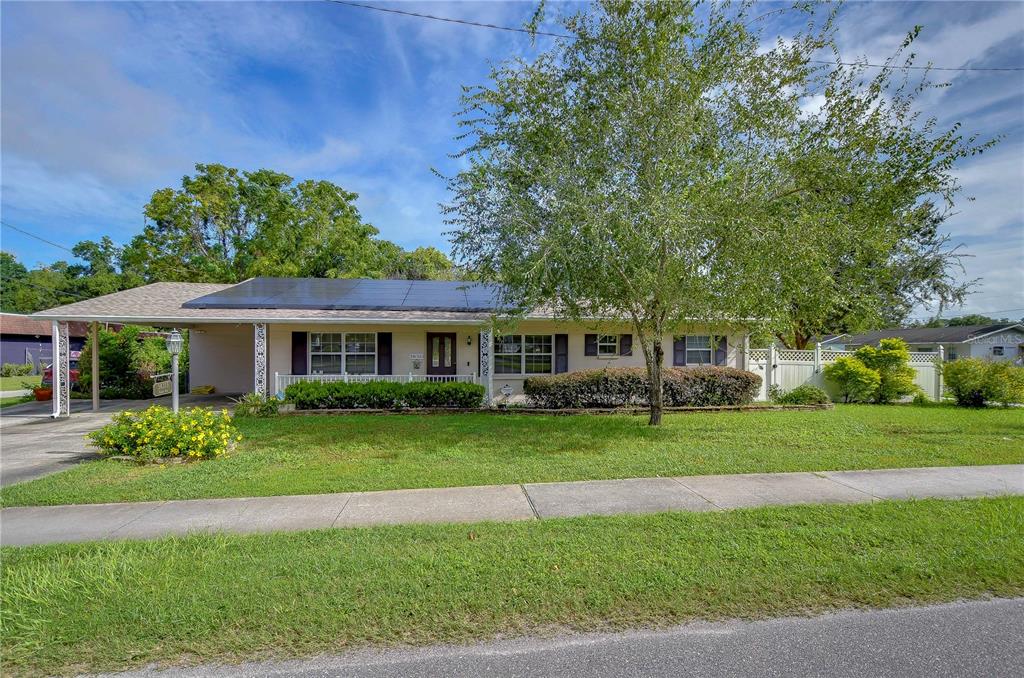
426 332 457 375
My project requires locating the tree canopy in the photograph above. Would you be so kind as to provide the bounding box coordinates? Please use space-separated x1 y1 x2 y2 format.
2 164 457 313
445 0 988 422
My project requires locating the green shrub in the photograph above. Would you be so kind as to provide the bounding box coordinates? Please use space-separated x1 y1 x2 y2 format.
773 384 830 405
87 406 240 461
523 367 761 409
79 326 182 399
232 392 281 417
943 359 1024 407
854 338 918 403
284 380 486 410
824 356 881 403
1 362 33 377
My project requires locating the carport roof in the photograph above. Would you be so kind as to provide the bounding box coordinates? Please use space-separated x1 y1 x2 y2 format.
32 281 495 325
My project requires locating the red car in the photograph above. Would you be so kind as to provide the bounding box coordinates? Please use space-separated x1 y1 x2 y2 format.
42 351 82 387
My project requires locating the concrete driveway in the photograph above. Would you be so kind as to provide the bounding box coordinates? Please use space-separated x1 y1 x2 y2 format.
0 395 235 486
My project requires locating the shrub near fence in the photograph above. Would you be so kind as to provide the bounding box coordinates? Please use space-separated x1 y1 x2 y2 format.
284 380 486 410
523 367 761 409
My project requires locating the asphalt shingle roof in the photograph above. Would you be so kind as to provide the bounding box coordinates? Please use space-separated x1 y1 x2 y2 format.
30 282 495 324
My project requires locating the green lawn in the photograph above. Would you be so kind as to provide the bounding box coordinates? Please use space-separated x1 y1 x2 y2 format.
2 497 1021 677
0 395 33 409
3 404 1022 507
0 374 39 391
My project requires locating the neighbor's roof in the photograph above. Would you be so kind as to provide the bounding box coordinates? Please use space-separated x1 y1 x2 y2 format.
31 281 495 325
0 312 100 337
840 324 1024 346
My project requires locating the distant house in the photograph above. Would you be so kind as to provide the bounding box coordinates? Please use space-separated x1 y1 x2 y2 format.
822 324 1024 362
0 313 120 372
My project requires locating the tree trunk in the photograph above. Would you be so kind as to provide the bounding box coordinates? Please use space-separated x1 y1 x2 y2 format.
647 341 664 426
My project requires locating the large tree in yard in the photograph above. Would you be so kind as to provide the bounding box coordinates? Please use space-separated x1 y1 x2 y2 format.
446 0 990 422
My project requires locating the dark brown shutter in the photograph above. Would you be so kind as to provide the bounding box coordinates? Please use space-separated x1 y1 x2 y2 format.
555 334 569 373
584 334 598 356
291 332 308 375
478 333 482 377
715 336 727 366
673 336 686 366
377 332 392 374
619 334 632 356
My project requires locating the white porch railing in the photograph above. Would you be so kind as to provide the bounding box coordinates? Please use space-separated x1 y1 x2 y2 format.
275 373 477 395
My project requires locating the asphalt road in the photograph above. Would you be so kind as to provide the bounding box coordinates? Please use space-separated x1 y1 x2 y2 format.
112 598 1024 677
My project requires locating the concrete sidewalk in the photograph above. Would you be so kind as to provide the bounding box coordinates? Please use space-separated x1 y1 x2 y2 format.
2 464 1021 546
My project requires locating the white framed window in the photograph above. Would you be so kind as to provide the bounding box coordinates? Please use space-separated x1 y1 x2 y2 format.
524 335 553 374
685 335 713 365
494 334 554 375
597 334 618 358
310 332 376 375
992 346 1004 357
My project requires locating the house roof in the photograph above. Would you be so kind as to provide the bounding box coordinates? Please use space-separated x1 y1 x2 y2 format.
0 312 100 338
839 324 1024 346
31 281 494 325
182 277 503 313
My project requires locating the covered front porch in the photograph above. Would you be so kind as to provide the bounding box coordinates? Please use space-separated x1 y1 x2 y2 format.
188 321 496 403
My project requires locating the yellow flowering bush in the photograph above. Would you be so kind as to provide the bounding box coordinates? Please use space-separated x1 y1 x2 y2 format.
88 405 241 461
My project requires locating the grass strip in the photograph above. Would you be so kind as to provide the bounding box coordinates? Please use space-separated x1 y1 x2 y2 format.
3 497 1022 676
3 404 1023 507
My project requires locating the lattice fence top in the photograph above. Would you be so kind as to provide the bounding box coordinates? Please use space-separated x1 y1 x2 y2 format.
746 348 939 365
908 352 941 364
820 350 854 361
776 349 814 361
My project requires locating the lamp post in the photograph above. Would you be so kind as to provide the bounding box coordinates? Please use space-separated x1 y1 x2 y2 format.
166 330 183 413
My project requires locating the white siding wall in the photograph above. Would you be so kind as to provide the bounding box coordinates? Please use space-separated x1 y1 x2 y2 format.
187 321 746 397
966 330 1024 362
188 324 255 394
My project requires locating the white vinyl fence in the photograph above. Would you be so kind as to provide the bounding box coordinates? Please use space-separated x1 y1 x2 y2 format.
745 345 943 402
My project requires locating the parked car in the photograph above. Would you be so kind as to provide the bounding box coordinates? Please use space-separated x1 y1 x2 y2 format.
42 351 81 387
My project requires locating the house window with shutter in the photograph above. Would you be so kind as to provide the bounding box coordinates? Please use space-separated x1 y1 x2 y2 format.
310 332 376 375
597 334 619 357
494 334 554 374
685 335 713 365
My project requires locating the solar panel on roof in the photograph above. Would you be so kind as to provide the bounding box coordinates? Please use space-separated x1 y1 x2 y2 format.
181 277 504 312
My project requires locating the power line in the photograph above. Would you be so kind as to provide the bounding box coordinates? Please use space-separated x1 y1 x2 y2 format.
324 0 570 39
0 221 77 254
0 277 92 301
324 0 1024 72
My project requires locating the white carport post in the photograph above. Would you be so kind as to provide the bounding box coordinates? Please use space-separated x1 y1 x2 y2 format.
91 321 100 412
254 323 268 397
479 327 493 405
51 320 70 418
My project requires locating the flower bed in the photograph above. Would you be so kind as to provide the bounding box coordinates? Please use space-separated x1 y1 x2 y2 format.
87 406 240 461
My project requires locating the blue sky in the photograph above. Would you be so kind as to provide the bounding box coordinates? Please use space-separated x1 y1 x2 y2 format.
1 1 1021 320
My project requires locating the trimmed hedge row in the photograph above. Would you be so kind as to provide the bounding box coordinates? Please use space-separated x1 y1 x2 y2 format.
284 380 486 410
523 367 761 409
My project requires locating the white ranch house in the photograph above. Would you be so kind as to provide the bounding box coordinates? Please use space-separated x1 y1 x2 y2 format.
33 278 751 416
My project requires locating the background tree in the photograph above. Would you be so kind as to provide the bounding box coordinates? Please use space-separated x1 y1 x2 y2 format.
2 165 458 313
768 27 992 348
125 164 385 282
